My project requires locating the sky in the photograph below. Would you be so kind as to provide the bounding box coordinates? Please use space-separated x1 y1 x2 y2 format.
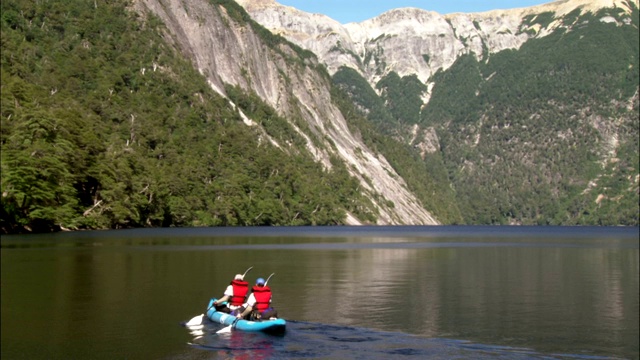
276 0 553 23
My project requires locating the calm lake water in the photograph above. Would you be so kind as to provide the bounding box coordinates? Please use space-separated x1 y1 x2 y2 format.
1 226 638 359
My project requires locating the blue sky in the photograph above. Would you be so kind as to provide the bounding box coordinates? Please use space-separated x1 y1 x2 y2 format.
276 0 552 23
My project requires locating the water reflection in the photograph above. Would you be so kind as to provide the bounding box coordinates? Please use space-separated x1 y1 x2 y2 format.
186 320 620 360
261 240 638 358
191 330 277 360
1 227 638 359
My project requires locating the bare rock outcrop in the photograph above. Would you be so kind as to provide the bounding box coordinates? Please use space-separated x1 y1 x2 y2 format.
237 0 639 90
134 0 439 225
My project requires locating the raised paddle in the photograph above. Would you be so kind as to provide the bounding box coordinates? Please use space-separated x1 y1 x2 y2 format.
185 266 253 327
241 266 254 279
216 273 276 334
264 273 275 286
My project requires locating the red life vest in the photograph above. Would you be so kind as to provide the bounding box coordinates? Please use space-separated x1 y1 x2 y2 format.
252 285 272 312
230 280 249 306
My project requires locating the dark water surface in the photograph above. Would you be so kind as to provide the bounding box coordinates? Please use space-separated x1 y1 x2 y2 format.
2 226 638 359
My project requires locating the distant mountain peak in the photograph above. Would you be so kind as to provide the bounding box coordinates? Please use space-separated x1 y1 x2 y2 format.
236 0 275 8
238 0 639 84
365 0 639 24
485 0 640 19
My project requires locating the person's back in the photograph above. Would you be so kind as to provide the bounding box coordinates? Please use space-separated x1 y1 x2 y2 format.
229 276 249 306
252 281 272 312
213 274 248 313
237 277 278 320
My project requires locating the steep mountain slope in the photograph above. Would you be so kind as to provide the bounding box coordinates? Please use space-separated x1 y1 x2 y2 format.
1 0 447 233
1 0 371 231
134 0 440 225
238 0 639 225
238 0 637 87
421 9 639 225
2 0 636 231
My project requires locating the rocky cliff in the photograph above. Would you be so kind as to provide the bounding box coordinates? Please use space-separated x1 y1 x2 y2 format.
237 0 638 99
134 0 439 225
2 0 635 231
234 0 639 225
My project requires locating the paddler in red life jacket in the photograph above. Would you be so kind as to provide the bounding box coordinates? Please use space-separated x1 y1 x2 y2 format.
236 277 278 320
212 274 249 314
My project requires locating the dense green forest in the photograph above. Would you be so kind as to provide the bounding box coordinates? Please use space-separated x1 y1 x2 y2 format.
0 0 380 233
332 67 463 223
2 0 637 233
426 6 639 225
359 6 639 225
333 5 638 225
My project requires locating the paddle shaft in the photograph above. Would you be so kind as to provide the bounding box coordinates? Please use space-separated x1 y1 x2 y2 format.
264 273 275 286
241 266 253 278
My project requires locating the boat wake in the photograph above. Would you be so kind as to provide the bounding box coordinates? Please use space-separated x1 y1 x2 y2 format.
181 319 617 360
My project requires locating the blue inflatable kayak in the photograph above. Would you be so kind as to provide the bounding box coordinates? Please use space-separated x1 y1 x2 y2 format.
206 298 286 334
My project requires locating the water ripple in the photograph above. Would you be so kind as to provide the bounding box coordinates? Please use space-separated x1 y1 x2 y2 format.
182 320 622 360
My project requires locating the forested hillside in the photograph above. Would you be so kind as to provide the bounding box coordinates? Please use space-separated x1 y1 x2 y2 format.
0 0 382 233
425 6 639 225
2 0 637 233
338 5 639 225
332 67 463 223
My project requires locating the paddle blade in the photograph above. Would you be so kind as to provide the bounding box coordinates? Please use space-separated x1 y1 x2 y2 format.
216 325 233 334
185 314 204 327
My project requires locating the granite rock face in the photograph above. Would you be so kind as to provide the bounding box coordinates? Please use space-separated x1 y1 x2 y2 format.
132 0 637 225
237 0 638 94
134 0 439 225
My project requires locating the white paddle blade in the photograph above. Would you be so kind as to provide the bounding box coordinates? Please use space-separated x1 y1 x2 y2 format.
216 325 233 334
185 314 204 327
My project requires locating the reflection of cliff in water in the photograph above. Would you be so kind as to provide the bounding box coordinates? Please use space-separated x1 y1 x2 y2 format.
296 237 447 337
2 227 637 359
273 237 638 357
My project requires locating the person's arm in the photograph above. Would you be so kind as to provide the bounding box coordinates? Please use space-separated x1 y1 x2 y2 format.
237 305 253 318
215 285 234 305
214 295 230 305
237 293 255 318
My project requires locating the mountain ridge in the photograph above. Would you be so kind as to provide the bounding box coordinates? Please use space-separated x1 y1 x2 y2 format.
238 0 639 86
134 0 441 225
237 0 639 225
1 0 636 232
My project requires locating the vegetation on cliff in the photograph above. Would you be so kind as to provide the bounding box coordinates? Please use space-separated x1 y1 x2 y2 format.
0 0 376 233
423 6 639 225
337 5 639 225
332 67 463 224
2 0 637 233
